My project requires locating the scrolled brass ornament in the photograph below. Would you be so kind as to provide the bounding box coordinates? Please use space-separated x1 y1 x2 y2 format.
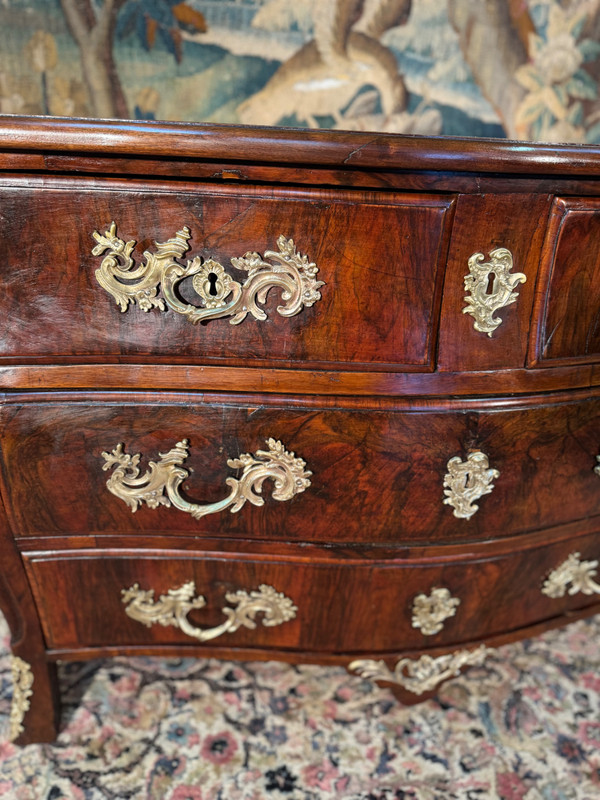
443 451 499 520
542 552 600 599
9 655 33 742
463 247 526 336
349 645 491 695
411 587 461 636
91 222 324 325
121 581 297 642
101 437 311 520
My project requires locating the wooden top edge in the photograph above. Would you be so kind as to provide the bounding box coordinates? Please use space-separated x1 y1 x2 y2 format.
1 114 600 176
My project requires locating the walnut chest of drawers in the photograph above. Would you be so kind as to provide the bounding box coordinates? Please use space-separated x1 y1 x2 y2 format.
2 116 600 744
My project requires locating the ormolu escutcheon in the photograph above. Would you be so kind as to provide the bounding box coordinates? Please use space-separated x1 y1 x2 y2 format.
463 248 525 336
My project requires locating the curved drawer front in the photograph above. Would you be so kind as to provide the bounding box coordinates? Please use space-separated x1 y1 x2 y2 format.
0 179 452 371
531 197 600 366
2 392 600 545
22 533 600 652
438 193 551 372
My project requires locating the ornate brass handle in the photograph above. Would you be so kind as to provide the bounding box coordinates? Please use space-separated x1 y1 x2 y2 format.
101 437 311 520
92 223 324 325
443 451 499 519
463 248 526 336
122 581 297 642
349 645 491 695
542 552 600 598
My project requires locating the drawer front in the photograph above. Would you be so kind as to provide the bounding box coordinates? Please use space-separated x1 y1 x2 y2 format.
22 534 600 652
438 193 551 372
2 393 600 545
0 179 453 370
530 197 600 366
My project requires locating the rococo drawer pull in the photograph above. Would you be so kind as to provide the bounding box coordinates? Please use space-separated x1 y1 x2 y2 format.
122 581 297 642
349 645 491 695
542 552 600 598
463 247 526 336
443 451 499 520
92 222 324 325
411 587 460 635
101 437 311 519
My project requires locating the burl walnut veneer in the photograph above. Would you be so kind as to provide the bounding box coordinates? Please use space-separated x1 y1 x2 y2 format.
2 116 600 744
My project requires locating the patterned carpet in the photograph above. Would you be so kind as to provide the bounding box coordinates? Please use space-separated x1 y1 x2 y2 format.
0 614 599 799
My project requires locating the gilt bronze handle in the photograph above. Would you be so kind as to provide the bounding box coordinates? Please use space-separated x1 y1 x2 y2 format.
122 581 297 642
92 223 324 325
542 552 600 598
101 438 311 520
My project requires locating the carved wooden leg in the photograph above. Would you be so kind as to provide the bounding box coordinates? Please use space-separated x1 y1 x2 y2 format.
0 502 60 744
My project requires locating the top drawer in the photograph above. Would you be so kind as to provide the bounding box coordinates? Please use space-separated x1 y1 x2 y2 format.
437 193 551 372
530 197 600 367
0 179 454 371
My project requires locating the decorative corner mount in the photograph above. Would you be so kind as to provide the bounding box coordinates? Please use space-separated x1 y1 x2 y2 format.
9 655 33 743
462 247 526 336
122 581 297 642
92 222 324 325
101 437 311 520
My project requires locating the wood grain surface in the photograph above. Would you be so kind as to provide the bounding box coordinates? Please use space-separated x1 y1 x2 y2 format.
1 391 599 545
0 179 452 370
23 531 600 653
531 197 600 366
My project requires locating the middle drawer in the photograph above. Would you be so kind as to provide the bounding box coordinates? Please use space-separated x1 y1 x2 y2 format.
1 391 600 545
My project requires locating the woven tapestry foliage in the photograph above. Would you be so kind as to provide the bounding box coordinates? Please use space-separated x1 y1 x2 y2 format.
1 0 600 142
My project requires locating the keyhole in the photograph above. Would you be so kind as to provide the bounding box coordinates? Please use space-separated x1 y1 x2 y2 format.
207 272 219 296
485 272 496 295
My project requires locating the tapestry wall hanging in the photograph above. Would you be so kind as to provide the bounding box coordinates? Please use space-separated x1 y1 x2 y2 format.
1 1 599 143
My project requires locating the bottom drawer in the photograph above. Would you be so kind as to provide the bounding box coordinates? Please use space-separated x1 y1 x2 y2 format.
23 535 600 654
